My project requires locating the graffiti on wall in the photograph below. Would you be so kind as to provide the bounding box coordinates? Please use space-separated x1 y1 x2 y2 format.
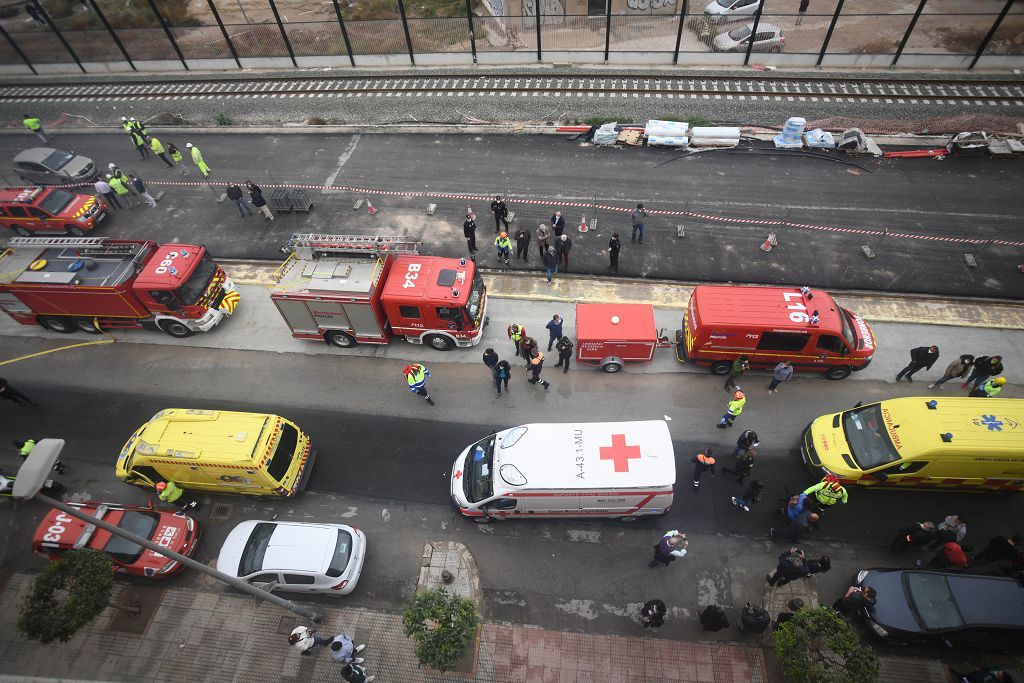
522 0 565 25
625 0 676 11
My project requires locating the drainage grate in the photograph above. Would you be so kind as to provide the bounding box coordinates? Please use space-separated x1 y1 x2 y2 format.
209 503 233 521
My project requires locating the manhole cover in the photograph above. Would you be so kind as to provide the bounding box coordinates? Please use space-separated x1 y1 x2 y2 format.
278 615 298 635
210 503 233 521
107 586 163 635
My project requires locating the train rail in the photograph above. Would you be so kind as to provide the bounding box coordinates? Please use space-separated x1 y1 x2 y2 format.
1 74 1023 106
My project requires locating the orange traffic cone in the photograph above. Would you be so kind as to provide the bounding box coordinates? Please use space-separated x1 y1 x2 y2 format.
367 199 378 216
578 215 588 233
760 231 777 252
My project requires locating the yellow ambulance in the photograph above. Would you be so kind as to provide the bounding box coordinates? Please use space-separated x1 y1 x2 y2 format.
115 409 315 497
801 397 1024 491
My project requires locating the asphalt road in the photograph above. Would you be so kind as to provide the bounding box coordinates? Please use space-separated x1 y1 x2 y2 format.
0 132 1021 298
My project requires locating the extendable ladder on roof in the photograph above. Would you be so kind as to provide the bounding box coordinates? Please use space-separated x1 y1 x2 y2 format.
6 236 140 257
281 234 420 260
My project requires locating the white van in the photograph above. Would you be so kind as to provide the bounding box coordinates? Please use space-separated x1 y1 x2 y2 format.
449 421 676 521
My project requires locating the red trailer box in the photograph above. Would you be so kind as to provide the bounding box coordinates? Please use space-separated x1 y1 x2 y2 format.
576 303 659 373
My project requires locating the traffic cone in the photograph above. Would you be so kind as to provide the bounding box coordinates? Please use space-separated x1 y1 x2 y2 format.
578 215 588 233
760 231 777 252
367 199 377 216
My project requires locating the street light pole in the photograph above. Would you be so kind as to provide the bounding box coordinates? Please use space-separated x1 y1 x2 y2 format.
13 440 319 622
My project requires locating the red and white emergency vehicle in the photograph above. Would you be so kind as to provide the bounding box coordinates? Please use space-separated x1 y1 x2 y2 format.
677 284 875 380
450 421 676 521
0 186 107 236
0 236 239 337
271 234 487 351
32 501 201 579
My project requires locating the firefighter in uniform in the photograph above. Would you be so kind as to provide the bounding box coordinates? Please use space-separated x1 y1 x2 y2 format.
404 364 434 405
13 438 64 473
155 480 198 511
507 323 525 358
803 474 848 511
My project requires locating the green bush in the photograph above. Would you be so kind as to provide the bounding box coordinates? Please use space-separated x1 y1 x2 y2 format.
214 112 234 126
773 607 880 683
402 588 479 672
18 549 114 644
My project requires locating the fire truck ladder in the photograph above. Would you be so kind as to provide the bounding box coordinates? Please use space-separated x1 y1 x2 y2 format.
280 234 420 258
6 236 142 258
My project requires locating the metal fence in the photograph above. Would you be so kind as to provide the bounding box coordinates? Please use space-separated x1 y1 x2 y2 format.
0 0 1020 74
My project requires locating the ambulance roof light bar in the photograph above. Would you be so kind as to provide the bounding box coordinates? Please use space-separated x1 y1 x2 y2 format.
281 234 420 259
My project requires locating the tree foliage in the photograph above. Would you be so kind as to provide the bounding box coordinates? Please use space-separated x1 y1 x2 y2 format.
773 607 880 683
402 588 480 672
18 548 115 644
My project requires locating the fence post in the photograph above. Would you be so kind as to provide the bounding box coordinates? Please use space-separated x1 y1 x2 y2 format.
603 0 611 62
535 2 542 61
892 0 927 68
204 0 241 68
396 0 415 65
466 0 477 64
31 0 85 73
0 22 37 74
816 0 843 67
144 0 188 69
266 0 298 67
672 0 687 65
742 2 764 66
329 0 356 67
85 0 136 71
970 0 1013 70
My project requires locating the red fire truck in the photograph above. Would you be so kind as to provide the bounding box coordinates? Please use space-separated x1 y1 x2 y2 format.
0 236 239 337
271 234 487 351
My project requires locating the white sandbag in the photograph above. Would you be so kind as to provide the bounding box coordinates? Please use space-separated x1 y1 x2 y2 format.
645 119 690 138
646 135 689 147
804 128 835 149
593 122 619 146
774 117 806 148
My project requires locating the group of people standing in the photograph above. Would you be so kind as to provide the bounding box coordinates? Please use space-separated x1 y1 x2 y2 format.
895 346 1006 396
482 317 574 395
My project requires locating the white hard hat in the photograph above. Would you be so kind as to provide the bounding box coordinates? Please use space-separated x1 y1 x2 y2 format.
129 116 136 121
105 174 112 179
186 143 193 148
120 116 127 121
108 163 115 168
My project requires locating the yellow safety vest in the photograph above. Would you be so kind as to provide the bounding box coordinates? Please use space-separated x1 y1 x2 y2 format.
23 117 41 131
158 481 184 503
108 176 128 195
728 397 746 416
509 326 523 341
405 366 426 387
149 137 165 154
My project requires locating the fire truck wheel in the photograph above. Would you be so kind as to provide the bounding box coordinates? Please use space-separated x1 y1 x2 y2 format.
425 334 455 351
326 331 356 348
710 361 732 376
73 318 103 334
11 225 31 237
158 320 195 339
65 225 86 237
601 361 623 373
825 365 853 381
37 315 75 334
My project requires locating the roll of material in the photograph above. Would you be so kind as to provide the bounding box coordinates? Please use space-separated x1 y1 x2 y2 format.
690 138 741 147
645 119 690 138
646 135 690 147
691 126 741 140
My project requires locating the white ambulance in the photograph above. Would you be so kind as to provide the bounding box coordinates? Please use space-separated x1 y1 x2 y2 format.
449 421 676 521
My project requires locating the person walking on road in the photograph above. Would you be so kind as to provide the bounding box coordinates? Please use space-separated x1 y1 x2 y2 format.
796 0 809 25
766 547 809 587
514 225 530 262
147 136 174 168
167 143 189 175
724 355 750 392
731 479 765 512
554 336 574 374
129 175 157 208
550 210 566 238
649 530 687 567
507 323 525 358
94 177 120 210
895 345 939 382
640 599 666 628
542 245 558 285
717 390 746 428
155 480 199 512
929 354 974 390
535 223 551 259
832 585 875 615
768 360 794 394
964 354 1004 390
226 183 251 217
0 378 38 407
186 142 211 177
527 351 550 390
490 195 509 233
545 314 563 351
22 113 48 143
731 429 759 458
403 364 434 405
970 376 1005 398
493 359 511 397
494 231 512 266
126 122 149 160
608 232 621 272
631 203 648 244
327 634 367 665
246 180 274 221
691 448 716 490
463 213 477 253
803 474 848 511
482 348 499 372
724 449 757 485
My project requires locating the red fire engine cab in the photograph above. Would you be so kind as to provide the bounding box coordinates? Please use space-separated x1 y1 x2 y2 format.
0 236 239 337
271 234 487 351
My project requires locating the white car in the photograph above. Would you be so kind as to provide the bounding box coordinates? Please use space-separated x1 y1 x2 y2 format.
704 0 761 24
216 520 366 596
712 22 785 53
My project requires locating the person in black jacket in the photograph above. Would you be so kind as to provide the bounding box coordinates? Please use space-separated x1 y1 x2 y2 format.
554 336 574 373
699 604 729 631
550 210 566 237
245 180 274 221
766 547 809 587
964 354 1004 390
226 183 251 217
739 603 771 634
556 234 572 271
463 213 477 253
515 225 530 262
608 233 621 272
482 348 498 371
895 345 939 382
640 599 666 628
490 195 509 233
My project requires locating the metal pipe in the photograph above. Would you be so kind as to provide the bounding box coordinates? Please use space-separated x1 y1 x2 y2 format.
672 0 687 65
466 0 477 64
535 0 542 61
816 0 844 67
892 0 927 67
206 0 242 69
329 0 356 67
266 0 297 68
0 22 36 74
144 0 189 69
86 0 136 71
31 0 85 73
970 0 1013 70
743 2 764 67
397 0 415 66
603 0 611 62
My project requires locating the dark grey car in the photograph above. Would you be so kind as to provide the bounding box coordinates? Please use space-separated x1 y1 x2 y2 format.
856 568 1024 651
13 147 100 185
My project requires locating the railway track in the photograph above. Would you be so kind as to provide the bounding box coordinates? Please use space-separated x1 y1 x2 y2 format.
1 74 1023 106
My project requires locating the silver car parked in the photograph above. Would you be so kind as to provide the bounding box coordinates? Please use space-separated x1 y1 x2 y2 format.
13 147 100 185
704 0 761 24
712 22 785 53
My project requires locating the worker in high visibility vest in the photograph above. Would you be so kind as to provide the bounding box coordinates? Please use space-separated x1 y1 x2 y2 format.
106 174 133 208
186 142 211 177
167 143 190 175
147 136 174 168
23 113 48 143
404 364 434 405
155 480 198 511
717 390 746 428
970 376 1005 398
507 323 525 358
13 438 64 473
804 474 848 509
494 232 512 266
